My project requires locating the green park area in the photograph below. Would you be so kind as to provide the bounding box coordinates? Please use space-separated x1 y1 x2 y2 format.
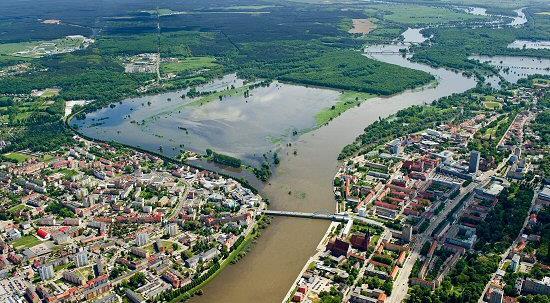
12 235 41 250
316 92 374 126
3 152 31 162
372 3 489 26
161 56 219 76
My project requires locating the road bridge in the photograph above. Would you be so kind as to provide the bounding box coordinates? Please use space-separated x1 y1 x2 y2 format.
261 210 386 227
261 210 350 222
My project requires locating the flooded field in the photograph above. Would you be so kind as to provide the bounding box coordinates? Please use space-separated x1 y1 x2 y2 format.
71 74 341 166
190 44 476 303
470 55 550 83
508 40 550 50
401 27 428 44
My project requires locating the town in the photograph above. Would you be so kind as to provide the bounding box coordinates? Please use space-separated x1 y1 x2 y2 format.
285 81 550 303
0 137 265 303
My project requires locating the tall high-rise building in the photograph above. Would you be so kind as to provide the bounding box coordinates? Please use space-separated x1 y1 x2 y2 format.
75 248 88 267
402 225 413 243
489 288 504 303
166 223 178 237
468 150 480 174
38 264 54 281
94 260 104 277
136 233 148 247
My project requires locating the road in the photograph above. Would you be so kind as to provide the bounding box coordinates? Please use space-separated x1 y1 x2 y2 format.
166 186 189 221
388 168 498 303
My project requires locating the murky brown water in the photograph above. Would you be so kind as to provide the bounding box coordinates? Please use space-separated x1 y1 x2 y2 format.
191 49 476 303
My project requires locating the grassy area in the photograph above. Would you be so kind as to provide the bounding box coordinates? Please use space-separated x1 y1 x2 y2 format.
8 204 28 213
59 168 78 179
160 57 219 76
484 101 503 110
185 85 251 107
35 88 61 98
12 235 41 249
316 92 375 126
76 266 94 280
42 154 55 162
373 3 489 26
3 152 31 162
483 116 509 139
0 36 88 58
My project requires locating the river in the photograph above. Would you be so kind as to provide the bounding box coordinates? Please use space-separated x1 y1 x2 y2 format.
189 42 476 302
73 29 478 303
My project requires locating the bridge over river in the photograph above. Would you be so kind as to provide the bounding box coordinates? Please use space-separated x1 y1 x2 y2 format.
261 210 385 227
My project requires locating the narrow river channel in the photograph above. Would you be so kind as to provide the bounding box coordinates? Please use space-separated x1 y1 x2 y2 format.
190 44 476 302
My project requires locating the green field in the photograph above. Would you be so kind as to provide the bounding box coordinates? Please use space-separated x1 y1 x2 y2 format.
3 152 31 162
34 88 60 98
373 3 489 26
8 203 27 211
161 57 219 75
316 92 375 126
0 36 88 58
59 168 78 179
12 235 41 249
484 101 503 109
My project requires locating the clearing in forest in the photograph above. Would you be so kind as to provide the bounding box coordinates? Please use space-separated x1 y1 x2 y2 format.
348 19 376 34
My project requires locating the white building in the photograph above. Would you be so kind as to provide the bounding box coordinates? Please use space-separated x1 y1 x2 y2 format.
75 249 88 267
136 233 148 247
38 265 54 281
166 223 178 237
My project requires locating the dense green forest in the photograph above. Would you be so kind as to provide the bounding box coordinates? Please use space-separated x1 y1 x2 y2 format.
279 51 433 95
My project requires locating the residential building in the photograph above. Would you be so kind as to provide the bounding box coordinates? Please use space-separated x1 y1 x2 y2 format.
75 249 89 267
468 150 480 174
136 233 148 247
38 265 54 281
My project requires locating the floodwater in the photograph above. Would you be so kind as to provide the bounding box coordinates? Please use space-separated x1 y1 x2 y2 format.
508 40 550 50
72 39 475 303
470 55 550 83
510 8 527 27
72 74 341 166
463 7 488 16
73 27 475 303
190 45 476 302
401 27 428 44
462 6 527 27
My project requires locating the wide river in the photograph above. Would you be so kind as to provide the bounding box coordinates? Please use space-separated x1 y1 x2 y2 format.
189 46 476 301
73 36 477 302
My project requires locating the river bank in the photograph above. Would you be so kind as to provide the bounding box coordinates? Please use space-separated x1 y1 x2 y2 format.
190 41 476 302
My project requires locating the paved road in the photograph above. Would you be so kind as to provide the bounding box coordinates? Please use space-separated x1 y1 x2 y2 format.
388 168 498 303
